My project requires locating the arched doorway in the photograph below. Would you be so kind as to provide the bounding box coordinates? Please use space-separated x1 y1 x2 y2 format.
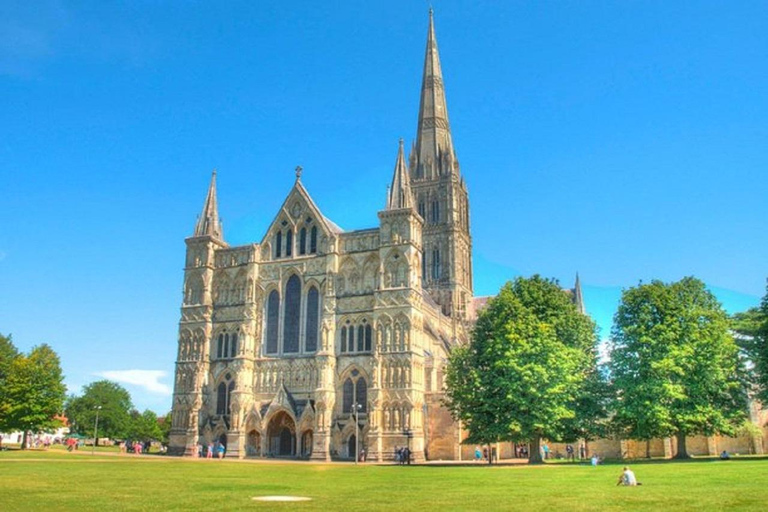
267 411 296 457
347 435 357 460
246 430 261 457
301 430 313 458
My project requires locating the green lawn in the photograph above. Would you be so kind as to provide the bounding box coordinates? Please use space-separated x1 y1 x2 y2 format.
0 450 764 511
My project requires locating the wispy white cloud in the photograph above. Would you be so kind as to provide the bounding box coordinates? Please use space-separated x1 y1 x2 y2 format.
96 370 172 396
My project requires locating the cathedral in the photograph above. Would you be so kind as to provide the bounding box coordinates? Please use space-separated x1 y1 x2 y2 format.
168 11 474 460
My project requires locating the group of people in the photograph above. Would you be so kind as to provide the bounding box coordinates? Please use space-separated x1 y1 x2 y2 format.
119 440 152 454
394 446 411 464
473 446 498 462
197 441 226 459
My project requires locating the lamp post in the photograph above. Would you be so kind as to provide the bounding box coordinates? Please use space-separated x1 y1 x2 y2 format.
91 406 102 455
352 402 363 465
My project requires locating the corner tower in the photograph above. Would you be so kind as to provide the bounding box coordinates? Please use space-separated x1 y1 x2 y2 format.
169 170 228 455
409 10 473 320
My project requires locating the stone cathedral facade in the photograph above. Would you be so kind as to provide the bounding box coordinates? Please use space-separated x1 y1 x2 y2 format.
169 13 476 461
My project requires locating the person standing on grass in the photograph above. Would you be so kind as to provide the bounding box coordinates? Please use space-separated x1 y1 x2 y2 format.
206 443 214 459
217 443 225 459
566 444 574 461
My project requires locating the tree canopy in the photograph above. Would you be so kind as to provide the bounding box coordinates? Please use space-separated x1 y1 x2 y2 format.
0 342 67 448
731 283 768 404
65 380 133 443
609 277 746 458
444 276 602 463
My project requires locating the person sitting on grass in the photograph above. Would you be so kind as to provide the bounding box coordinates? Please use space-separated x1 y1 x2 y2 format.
720 450 730 460
617 466 641 486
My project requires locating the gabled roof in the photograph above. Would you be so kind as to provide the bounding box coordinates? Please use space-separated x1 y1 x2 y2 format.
260 176 343 245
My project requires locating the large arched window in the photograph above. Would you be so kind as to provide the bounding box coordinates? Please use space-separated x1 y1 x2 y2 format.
342 378 354 413
342 373 367 413
299 227 307 255
347 324 355 352
275 231 282 258
283 275 301 353
305 286 319 352
217 334 224 359
266 290 280 354
357 325 365 352
355 379 367 412
431 200 440 223
216 382 227 415
230 332 238 358
310 226 318 254
432 248 440 280
365 324 372 352
286 229 293 257
340 326 347 353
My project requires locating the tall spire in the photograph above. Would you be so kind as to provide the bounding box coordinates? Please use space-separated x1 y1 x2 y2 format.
413 9 456 179
573 273 586 315
194 169 223 239
387 138 414 210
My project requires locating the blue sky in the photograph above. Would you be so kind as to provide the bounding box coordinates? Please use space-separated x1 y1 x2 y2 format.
1 1 766 413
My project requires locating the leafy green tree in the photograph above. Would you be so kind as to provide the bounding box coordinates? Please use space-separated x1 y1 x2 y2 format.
65 380 133 444
609 277 746 458
732 283 768 403
126 409 163 443
444 276 601 464
158 412 172 445
0 334 20 437
0 344 67 449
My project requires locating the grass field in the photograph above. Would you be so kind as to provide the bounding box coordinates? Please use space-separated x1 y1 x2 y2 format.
0 450 765 511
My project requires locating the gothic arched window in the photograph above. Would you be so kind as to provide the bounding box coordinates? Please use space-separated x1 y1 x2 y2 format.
275 231 282 258
223 333 229 358
418 201 426 219
357 325 365 352
266 290 280 354
216 382 227 415
299 227 307 255
310 226 318 254
305 286 319 352
432 248 440 280
286 229 293 257
348 324 355 352
365 324 372 352
431 200 439 223
355 378 367 412
342 378 354 413
230 333 238 358
217 334 224 359
283 275 301 353
341 326 347 353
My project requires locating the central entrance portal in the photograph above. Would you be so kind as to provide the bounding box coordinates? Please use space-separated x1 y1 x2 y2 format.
267 411 296 457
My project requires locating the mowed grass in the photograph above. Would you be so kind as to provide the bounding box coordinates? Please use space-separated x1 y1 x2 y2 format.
0 450 765 511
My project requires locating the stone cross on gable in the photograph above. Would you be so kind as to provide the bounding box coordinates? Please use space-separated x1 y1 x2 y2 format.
295 165 303 180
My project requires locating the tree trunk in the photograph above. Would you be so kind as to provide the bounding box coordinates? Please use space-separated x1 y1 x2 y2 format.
487 443 492 465
674 433 691 459
21 430 28 450
529 436 544 464
646 439 651 459
584 439 590 459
